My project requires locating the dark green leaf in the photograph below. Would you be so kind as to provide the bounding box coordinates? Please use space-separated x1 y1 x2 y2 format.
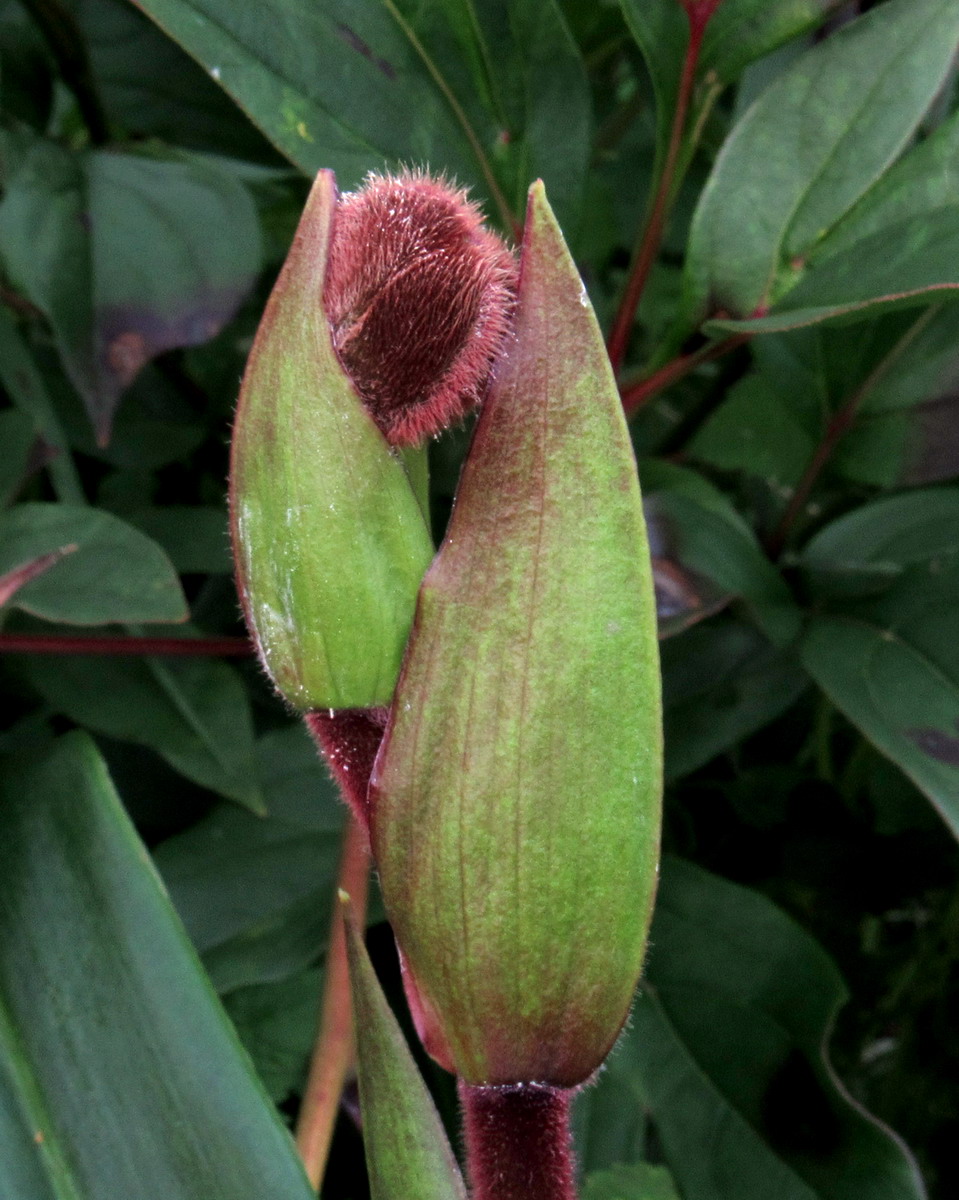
19 651 263 811
224 968 322 1104
0 132 262 441
802 585 959 839
0 503 187 623
346 916 467 1200
129 0 590 229
684 0 959 326
688 373 816 490
662 616 808 781
583 1163 681 1200
0 732 316 1200
154 725 345 991
583 858 926 1200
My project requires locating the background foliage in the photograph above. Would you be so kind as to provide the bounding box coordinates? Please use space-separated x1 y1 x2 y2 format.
1 1 957 1197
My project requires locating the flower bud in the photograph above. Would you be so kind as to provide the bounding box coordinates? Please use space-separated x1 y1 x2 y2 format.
229 171 436 711
370 183 662 1088
324 170 517 446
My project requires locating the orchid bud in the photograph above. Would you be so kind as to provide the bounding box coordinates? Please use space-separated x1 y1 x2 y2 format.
370 182 663 1088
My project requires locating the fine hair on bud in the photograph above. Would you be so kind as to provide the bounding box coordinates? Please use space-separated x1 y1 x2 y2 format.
323 169 517 446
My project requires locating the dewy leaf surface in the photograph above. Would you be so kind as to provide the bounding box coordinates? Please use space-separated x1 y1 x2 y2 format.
0 732 316 1200
683 0 959 325
373 181 661 1087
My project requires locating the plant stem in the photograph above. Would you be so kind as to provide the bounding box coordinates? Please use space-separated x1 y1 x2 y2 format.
620 334 748 418
766 306 939 556
459 1081 577 1200
295 814 371 1191
606 9 709 376
0 633 253 656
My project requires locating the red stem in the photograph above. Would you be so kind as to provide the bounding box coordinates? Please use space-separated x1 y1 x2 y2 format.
606 11 708 376
620 334 748 418
294 814 371 1190
459 1081 577 1200
0 633 253 656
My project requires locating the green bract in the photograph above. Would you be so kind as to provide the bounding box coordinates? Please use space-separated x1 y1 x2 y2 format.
371 182 663 1088
229 171 435 711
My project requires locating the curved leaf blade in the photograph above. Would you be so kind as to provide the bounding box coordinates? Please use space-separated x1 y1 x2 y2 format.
0 732 315 1200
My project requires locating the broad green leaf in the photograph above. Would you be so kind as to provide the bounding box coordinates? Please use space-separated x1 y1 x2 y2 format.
802 531 959 837
620 0 842 170
684 0 959 326
800 490 959 597
706 208 959 334
129 0 589 228
345 916 467 1200
373 182 661 1088
154 725 345 991
580 858 926 1200
662 616 807 781
689 373 816 490
0 503 187 624
0 732 316 1200
0 131 262 441
224 968 322 1104
583 1163 680 1200
813 110 959 263
19 651 263 811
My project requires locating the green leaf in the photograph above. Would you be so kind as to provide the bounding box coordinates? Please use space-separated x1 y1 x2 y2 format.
801 497 959 837
800 490 959 597
0 503 187 624
583 1163 681 1200
373 182 661 1087
154 725 345 991
19 652 263 811
684 0 959 326
0 132 262 442
642 482 800 647
129 0 589 228
223 968 322 1104
662 616 808 781
345 916 467 1200
582 858 926 1200
706 207 959 334
688 373 817 490
0 732 316 1200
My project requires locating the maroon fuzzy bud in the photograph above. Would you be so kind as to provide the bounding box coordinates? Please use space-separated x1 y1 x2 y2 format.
324 170 517 445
